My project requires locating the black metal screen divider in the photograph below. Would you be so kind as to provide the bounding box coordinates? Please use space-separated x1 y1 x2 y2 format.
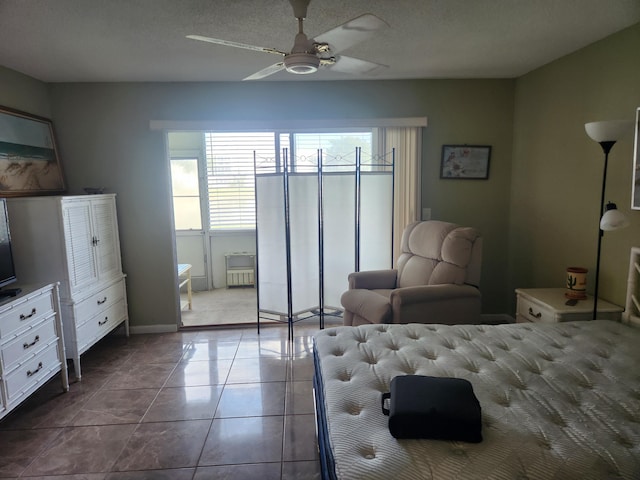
354 147 361 272
255 147 395 340
390 147 396 268
253 151 261 335
317 149 325 330
282 148 295 342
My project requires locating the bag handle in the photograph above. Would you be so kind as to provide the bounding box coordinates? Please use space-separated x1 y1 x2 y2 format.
381 392 390 415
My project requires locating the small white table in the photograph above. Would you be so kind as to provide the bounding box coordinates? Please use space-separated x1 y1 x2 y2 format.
177 264 192 311
515 288 623 323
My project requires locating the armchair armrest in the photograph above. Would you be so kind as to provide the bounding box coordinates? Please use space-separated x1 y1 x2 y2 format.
348 269 398 290
389 284 481 325
390 284 479 305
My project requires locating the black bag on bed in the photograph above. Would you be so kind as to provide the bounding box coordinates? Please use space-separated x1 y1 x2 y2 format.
381 375 482 442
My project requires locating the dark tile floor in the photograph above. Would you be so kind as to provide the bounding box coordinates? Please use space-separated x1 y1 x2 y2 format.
0 319 338 479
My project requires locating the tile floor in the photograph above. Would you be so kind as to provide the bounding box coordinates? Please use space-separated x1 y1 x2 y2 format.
0 318 341 479
180 287 260 328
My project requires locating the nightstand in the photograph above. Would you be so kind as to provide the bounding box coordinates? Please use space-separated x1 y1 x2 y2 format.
515 288 623 323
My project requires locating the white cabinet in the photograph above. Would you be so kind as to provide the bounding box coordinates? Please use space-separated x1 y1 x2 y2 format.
0 283 69 422
8 194 129 380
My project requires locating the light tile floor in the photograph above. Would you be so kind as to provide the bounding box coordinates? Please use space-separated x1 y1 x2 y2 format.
0 318 340 479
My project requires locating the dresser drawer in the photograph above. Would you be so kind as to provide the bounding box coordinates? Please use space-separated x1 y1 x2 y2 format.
0 291 55 339
517 295 555 323
1 314 59 373
74 279 126 327
76 300 126 351
5 343 62 403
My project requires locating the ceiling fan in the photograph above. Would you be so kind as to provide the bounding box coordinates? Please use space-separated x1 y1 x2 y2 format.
186 0 389 80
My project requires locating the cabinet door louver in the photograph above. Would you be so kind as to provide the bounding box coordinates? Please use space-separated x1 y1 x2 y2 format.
63 201 98 291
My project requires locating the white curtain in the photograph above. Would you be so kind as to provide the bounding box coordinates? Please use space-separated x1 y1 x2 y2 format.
376 127 422 263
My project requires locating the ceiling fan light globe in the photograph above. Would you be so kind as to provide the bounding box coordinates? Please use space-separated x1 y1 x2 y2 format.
284 53 320 74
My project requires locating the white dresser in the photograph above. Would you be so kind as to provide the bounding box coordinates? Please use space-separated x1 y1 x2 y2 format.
7 194 129 380
0 283 69 421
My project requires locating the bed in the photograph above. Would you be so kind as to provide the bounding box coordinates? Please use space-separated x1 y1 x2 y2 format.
313 320 640 480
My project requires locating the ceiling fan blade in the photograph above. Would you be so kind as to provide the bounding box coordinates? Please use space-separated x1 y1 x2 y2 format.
327 55 388 75
313 14 389 54
186 35 286 56
243 62 286 81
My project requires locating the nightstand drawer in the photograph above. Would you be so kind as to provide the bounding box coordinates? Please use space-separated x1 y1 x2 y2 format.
514 288 623 323
517 295 555 323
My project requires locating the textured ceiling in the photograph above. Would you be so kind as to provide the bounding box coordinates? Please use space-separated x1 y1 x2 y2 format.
0 0 639 83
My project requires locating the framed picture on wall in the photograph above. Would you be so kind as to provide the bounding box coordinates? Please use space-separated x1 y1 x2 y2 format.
0 106 65 196
631 107 640 209
440 145 491 179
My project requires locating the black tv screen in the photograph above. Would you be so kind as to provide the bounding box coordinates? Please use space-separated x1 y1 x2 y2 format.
0 198 17 289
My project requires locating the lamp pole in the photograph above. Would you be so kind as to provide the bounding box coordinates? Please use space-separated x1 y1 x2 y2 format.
593 140 615 320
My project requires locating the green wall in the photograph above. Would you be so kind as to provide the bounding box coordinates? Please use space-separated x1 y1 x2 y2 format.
509 22 640 311
42 79 514 328
0 65 51 117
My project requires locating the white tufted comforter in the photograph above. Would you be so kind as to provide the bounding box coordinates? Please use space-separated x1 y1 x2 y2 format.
313 321 640 480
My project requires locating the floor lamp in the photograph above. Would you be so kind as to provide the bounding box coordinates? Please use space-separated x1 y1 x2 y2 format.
584 120 632 320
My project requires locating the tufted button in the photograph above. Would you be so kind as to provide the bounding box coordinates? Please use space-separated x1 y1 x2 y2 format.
493 393 510 407
359 446 376 459
464 362 480 373
337 371 351 382
327 330 337 336
616 435 633 448
452 448 465 456
441 340 456 350
527 365 542 375
387 343 400 351
348 404 362 416
333 349 344 356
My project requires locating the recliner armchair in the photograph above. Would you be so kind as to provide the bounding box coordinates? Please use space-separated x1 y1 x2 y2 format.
340 220 482 326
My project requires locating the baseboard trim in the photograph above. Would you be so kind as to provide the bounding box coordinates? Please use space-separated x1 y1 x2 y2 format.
129 324 179 334
480 313 515 325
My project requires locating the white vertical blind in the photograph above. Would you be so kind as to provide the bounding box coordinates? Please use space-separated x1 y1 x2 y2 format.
205 132 276 230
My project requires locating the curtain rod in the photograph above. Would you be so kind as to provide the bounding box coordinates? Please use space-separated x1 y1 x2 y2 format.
150 117 427 131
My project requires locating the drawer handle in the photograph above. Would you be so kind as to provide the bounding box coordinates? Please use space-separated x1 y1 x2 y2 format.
23 335 40 349
97 297 107 305
528 307 542 319
27 362 43 377
99 317 109 326
20 308 37 321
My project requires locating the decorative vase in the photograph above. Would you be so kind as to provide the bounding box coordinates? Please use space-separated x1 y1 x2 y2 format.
566 267 588 300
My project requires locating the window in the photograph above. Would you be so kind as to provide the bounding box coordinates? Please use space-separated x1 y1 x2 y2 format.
205 130 373 231
205 132 277 231
170 158 202 230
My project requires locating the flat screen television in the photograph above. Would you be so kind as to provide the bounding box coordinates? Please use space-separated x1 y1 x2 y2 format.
0 198 20 297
